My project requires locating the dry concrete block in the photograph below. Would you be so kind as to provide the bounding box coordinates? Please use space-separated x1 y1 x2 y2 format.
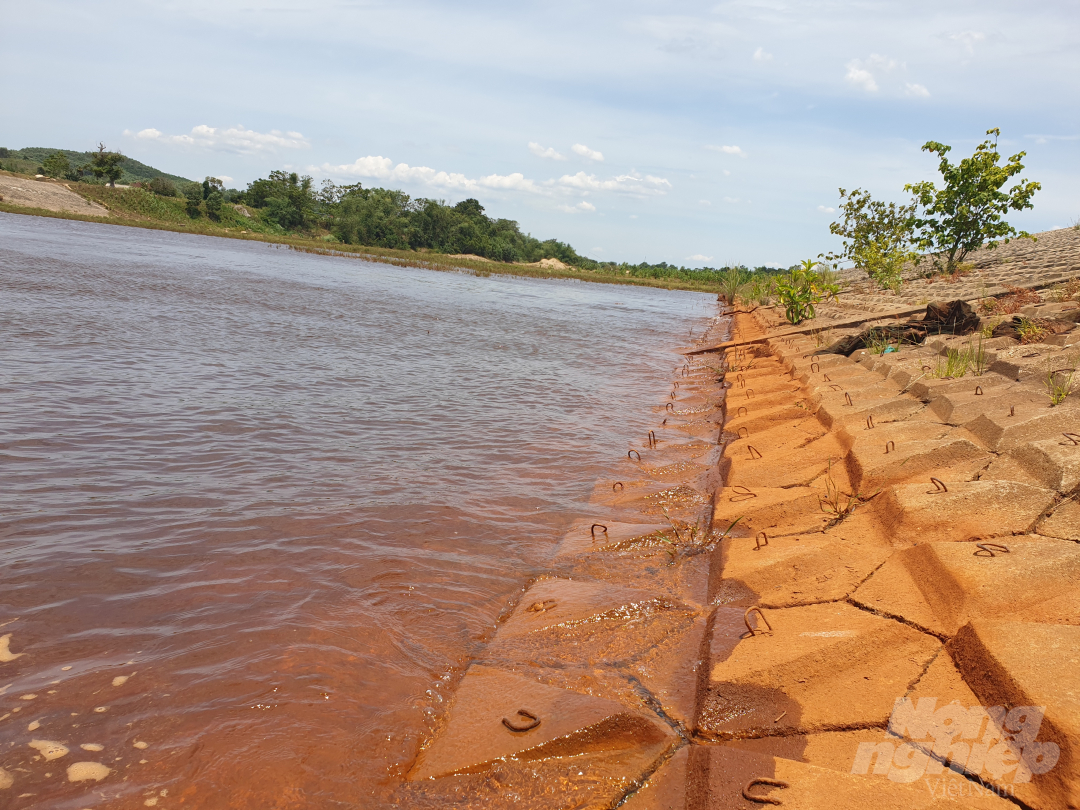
964 398 1080 451
949 621 1080 810
929 386 1044 427
874 480 1056 543
407 666 675 798
1011 437 1080 491
1037 499 1080 541
713 486 833 538
837 418 953 455
485 578 698 667
725 433 846 490
816 393 926 431
692 744 1014 809
697 602 939 738
851 539 1080 637
846 434 990 491
911 374 1010 404
724 404 815 436
713 531 893 608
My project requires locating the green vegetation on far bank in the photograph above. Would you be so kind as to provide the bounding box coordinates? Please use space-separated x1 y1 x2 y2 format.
0 145 191 188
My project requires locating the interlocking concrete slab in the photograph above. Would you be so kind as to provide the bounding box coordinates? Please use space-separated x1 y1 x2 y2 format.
873 480 1056 542
694 745 1015 809
723 404 818 436
964 398 1080 451
555 520 682 559
851 539 1080 637
485 578 698 667
408 665 676 780
1011 436 1080 491
846 434 990 490
1037 499 1080 540
698 603 939 738
714 531 892 608
950 621 1080 809
929 385 1044 427
725 433 846 490
713 486 833 538
628 615 709 728
620 746 689 810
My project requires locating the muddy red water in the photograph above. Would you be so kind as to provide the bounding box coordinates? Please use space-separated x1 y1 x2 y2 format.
0 214 715 809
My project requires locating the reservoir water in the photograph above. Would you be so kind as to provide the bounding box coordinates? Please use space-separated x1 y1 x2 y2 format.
0 214 714 808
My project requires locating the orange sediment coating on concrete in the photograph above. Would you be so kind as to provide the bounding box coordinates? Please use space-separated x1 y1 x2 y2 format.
399 305 1080 810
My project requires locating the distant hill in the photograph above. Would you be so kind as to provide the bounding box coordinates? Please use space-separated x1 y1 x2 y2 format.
0 146 192 186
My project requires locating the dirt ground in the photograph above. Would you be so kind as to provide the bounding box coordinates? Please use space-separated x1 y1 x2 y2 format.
0 174 107 215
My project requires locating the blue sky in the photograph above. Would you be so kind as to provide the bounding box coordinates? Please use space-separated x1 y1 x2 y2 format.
2 0 1077 266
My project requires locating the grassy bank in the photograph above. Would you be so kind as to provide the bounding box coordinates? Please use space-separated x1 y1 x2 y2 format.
0 177 728 294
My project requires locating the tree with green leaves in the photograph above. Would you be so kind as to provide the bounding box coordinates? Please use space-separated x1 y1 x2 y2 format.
775 259 840 324
90 143 124 187
905 128 1040 273
183 183 203 218
41 151 71 179
826 188 918 291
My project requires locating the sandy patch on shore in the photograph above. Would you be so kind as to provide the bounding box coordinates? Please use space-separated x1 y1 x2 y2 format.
0 174 107 215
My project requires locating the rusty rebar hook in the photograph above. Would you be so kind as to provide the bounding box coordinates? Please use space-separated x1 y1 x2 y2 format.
927 477 948 494
866 414 875 429
737 406 748 417
844 392 853 406
811 362 820 373
823 373 831 382
748 445 762 459
612 481 624 492
738 426 749 438
1061 433 1080 446
742 777 789 805
737 374 745 388
590 523 608 538
974 542 1010 557
885 440 895 454
754 531 768 550
628 449 641 461
666 402 675 413
742 606 773 637
502 709 541 732
729 485 757 502
828 384 843 391
648 430 658 448
1009 405 1015 417
746 389 755 399
975 385 983 395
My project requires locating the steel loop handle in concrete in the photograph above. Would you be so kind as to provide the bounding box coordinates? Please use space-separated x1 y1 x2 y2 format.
737 406 748 417
628 449 641 461
502 709 541 732
666 402 675 413
742 606 773 638
974 542 1010 557
729 485 757 502
737 426 749 438
1061 433 1080 446
590 523 608 538
612 481 624 492
742 777 789 805
927 477 948 493
754 531 768 550
885 440 895 454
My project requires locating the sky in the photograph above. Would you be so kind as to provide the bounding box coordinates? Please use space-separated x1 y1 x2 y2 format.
2 0 1078 266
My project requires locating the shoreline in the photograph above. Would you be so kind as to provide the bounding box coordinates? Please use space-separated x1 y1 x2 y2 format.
0 175 722 295
392 305 1079 809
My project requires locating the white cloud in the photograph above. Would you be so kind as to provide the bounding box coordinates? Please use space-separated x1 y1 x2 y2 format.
558 200 597 213
723 196 740 203
686 254 713 261
844 54 899 93
950 31 985 56
571 143 605 161
904 83 930 98
753 46 772 62
215 175 234 184
528 142 566 160
723 169 731 176
817 205 835 213
128 125 310 154
706 144 747 158
699 199 712 206
557 171 671 196
320 156 547 195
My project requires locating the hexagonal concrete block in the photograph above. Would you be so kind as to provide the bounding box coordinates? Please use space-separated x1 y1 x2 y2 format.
698 603 939 739
408 665 676 780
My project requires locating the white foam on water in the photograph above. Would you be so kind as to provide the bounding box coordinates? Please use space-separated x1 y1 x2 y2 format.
66 762 110 782
28 739 69 761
